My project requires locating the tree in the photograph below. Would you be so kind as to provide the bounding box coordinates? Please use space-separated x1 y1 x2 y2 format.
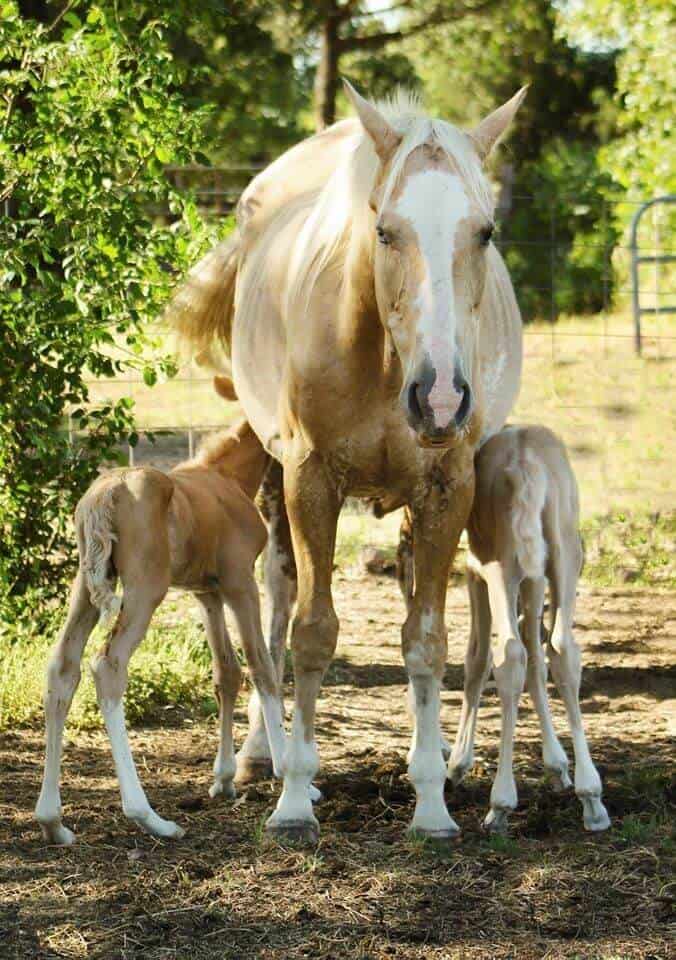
558 0 675 198
0 1 217 619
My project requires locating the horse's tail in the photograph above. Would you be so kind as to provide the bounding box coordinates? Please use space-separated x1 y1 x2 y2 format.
75 482 122 628
505 447 548 579
167 229 240 365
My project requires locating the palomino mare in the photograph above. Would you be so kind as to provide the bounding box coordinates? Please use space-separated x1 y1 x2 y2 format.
173 83 525 842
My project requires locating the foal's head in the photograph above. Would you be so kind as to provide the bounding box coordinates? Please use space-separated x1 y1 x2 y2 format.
345 82 526 448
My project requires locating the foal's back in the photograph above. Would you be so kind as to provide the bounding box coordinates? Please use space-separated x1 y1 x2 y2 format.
468 424 581 583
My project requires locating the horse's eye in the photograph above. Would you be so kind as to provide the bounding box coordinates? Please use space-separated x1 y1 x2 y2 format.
376 225 391 246
479 224 494 247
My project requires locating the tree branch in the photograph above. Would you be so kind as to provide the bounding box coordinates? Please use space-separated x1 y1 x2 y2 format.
338 0 499 52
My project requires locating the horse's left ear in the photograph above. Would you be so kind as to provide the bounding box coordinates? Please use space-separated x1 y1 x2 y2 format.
470 86 528 161
343 78 401 163
213 375 238 401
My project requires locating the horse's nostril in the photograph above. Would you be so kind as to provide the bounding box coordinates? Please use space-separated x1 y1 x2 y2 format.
408 382 423 423
454 382 472 427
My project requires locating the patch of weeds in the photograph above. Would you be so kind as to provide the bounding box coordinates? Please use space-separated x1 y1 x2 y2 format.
581 510 675 587
617 813 667 845
482 831 521 856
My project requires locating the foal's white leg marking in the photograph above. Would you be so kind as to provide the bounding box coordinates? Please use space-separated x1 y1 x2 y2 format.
448 568 492 785
548 611 610 831
520 578 571 790
35 574 98 845
482 562 526 833
267 673 320 835
98 698 185 839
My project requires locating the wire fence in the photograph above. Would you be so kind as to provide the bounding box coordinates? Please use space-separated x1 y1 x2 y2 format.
87 166 675 519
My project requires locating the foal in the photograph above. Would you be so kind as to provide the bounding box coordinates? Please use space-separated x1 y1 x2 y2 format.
36 411 286 845
400 425 610 833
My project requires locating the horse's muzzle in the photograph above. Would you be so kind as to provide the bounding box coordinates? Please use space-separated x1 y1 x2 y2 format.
405 362 473 447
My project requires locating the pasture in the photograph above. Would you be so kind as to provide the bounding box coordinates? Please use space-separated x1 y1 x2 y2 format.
1 314 674 960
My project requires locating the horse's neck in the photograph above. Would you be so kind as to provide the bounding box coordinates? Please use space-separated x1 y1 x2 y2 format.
200 424 269 500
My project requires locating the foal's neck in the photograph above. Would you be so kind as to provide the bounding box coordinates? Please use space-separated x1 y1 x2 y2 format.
196 420 269 500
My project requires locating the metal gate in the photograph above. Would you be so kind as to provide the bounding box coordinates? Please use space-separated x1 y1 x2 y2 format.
630 194 676 354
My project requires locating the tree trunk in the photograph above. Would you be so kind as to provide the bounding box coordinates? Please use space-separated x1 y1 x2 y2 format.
314 4 341 131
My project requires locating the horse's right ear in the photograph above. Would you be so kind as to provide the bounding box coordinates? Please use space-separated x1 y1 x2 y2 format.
343 78 401 164
213 375 237 401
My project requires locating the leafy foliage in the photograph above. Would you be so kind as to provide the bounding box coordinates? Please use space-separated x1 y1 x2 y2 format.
0 2 219 620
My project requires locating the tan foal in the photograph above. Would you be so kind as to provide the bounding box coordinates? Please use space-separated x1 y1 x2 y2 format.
36 395 287 845
450 425 610 832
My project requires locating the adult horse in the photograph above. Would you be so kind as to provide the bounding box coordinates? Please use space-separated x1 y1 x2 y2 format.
173 83 525 842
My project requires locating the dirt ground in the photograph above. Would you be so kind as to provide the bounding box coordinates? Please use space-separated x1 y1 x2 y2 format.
2 572 674 960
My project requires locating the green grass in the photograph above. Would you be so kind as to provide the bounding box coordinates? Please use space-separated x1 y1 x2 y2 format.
0 597 216 732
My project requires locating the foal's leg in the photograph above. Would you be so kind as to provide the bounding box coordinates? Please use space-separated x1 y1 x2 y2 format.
225 573 287 782
403 468 475 840
90 584 184 839
196 593 242 799
447 566 493 785
547 541 610 831
520 577 571 790
266 448 341 844
35 572 99 844
237 461 295 784
482 559 527 833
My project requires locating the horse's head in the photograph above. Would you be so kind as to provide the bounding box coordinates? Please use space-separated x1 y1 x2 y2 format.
345 82 526 449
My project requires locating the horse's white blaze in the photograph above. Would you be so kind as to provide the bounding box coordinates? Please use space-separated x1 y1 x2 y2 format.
394 170 470 424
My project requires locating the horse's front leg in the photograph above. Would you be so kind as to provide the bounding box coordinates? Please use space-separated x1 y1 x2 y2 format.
265 447 340 844
403 465 474 841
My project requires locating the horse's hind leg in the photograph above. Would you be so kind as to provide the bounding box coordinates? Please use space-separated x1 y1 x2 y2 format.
196 593 242 799
35 571 99 844
225 574 287 783
237 460 295 785
520 576 571 790
90 583 183 839
547 538 610 831
448 566 493 785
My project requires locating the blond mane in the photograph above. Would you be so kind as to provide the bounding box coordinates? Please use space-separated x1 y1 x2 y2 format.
284 90 495 325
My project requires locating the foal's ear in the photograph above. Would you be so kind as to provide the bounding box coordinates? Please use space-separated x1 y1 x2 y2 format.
470 86 528 161
213 375 238 401
343 78 401 164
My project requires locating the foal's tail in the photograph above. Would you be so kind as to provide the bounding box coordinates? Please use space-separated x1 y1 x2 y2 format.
167 229 240 365
75 483 121 628
506 447 548 579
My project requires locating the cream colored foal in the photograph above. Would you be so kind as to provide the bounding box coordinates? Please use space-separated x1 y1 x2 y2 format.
36 414 286 845
448 425 610 833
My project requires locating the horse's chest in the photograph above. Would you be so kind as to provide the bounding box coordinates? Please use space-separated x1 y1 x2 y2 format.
325 419 424 502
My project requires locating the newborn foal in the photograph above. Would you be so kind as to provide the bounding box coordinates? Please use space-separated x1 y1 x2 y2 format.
36 410 286 844
449 425 610 833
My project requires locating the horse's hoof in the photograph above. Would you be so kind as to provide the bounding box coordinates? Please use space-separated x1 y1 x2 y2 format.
408 824 461 845
483 807 512 834
581 795 611 832
265 818 320 846
40 822 76 846
209 779 237 800
234 757 274 786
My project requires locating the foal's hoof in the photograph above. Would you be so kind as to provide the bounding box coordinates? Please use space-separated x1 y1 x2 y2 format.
40 822 76 846
580 795 611 832
483 807 511 834
131 810 185 840
234 757 274 786
265 818 320 846
209 779 237 800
